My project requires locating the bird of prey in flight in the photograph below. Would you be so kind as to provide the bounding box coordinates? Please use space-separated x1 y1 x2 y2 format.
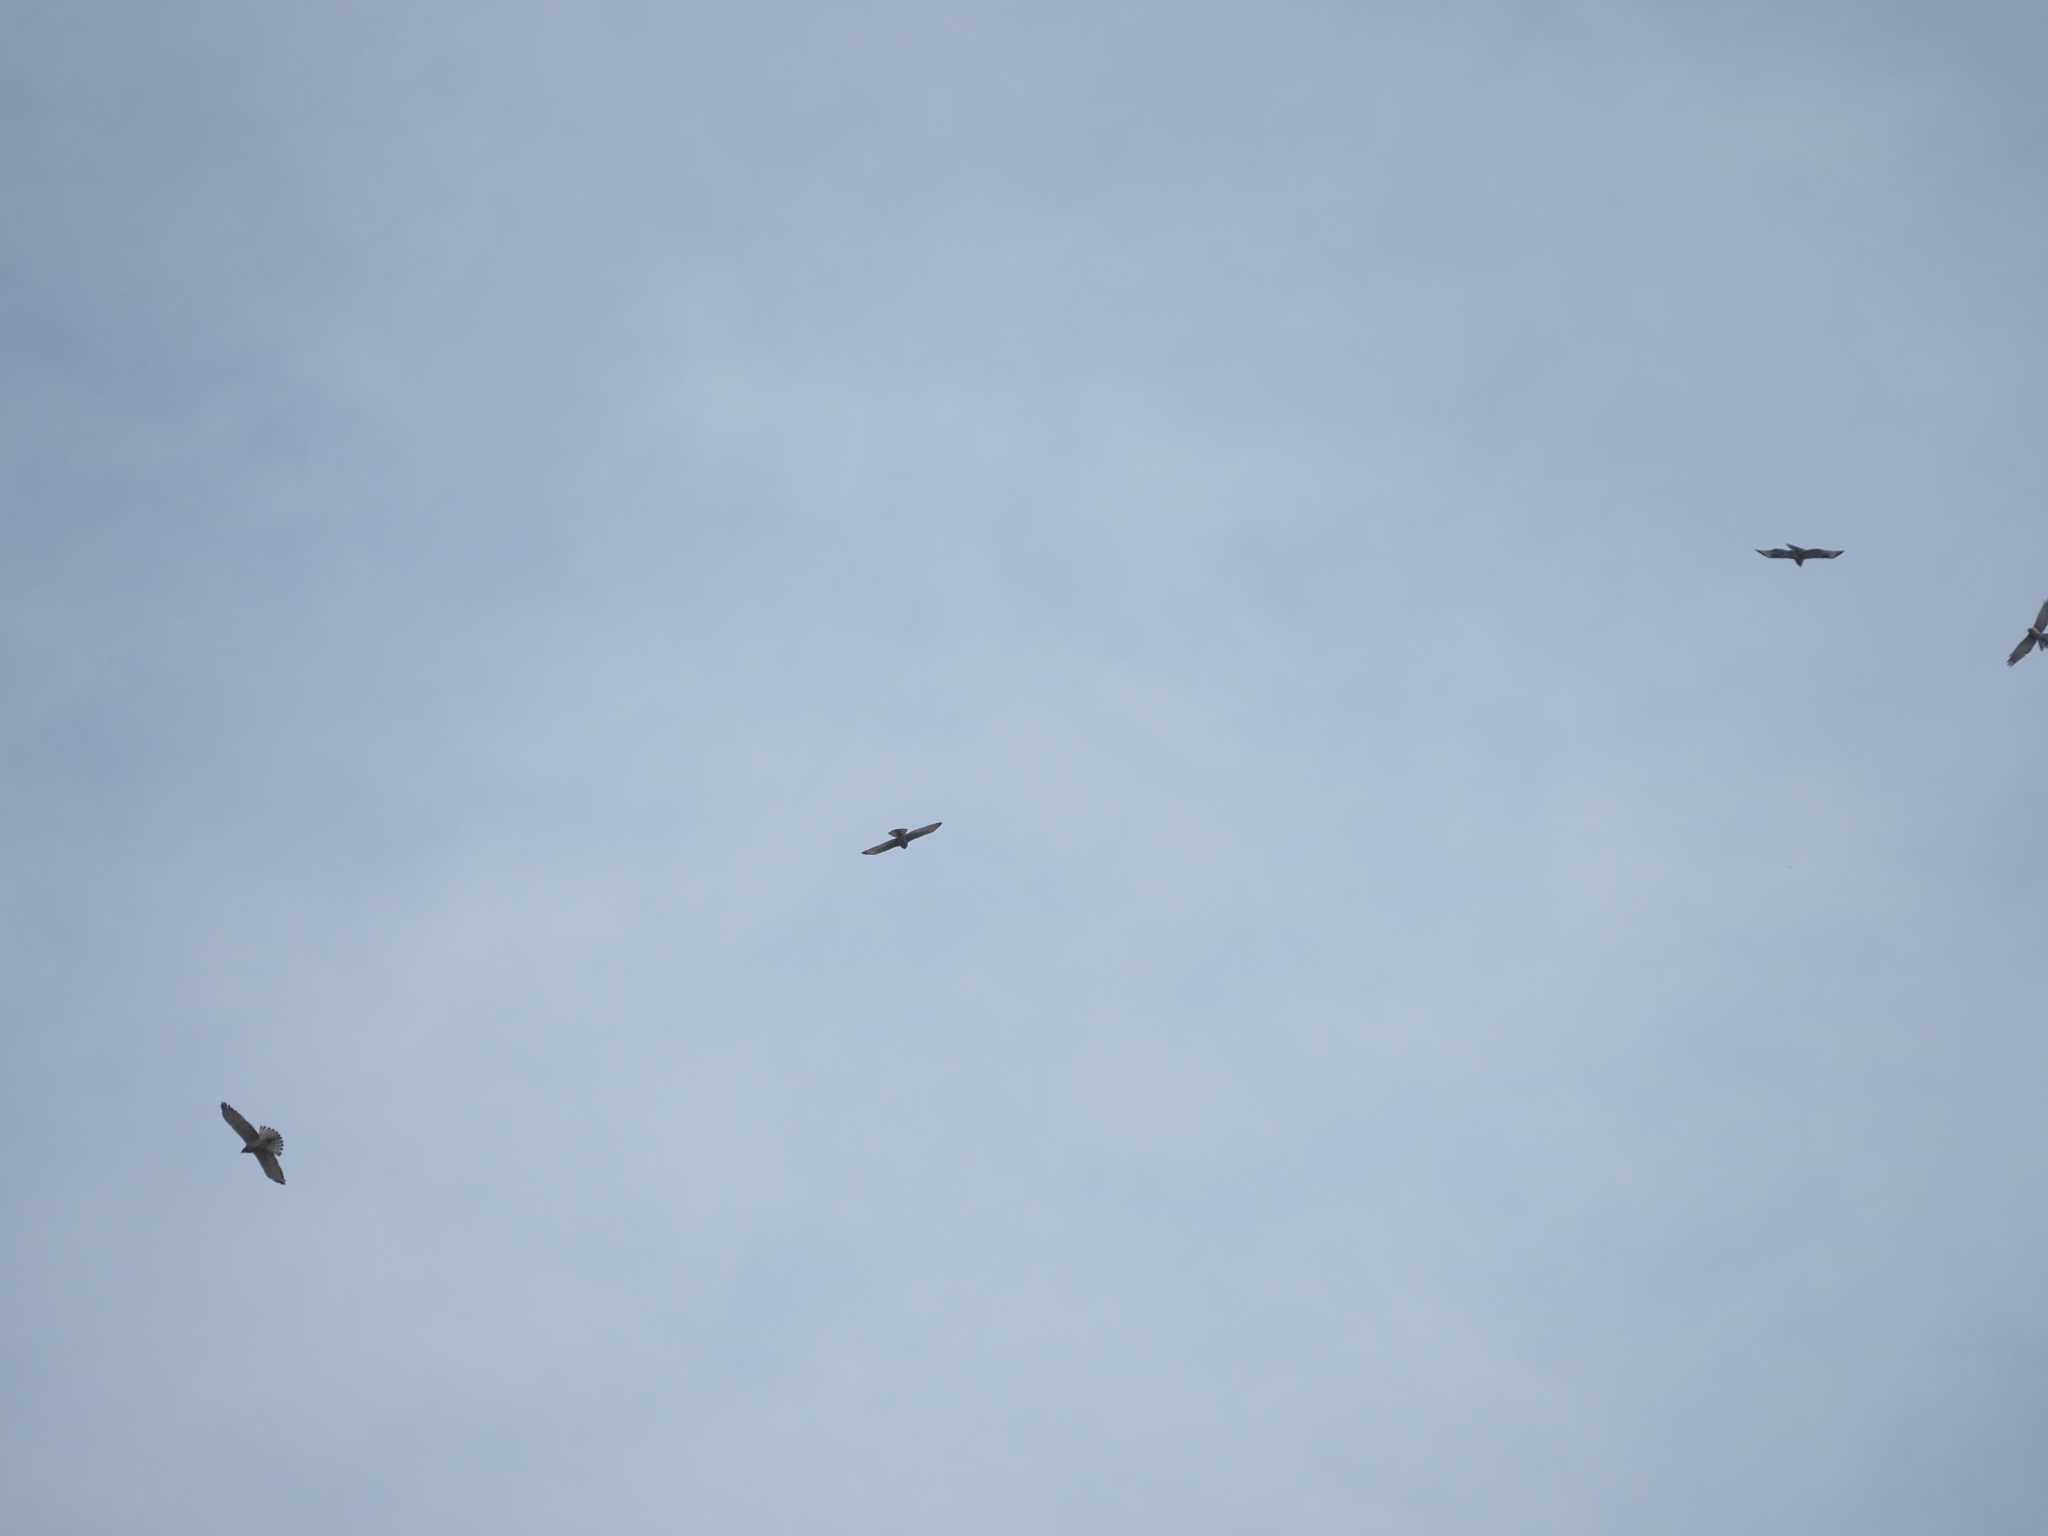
1756 544 1843 566
862 821 942 855
221 1102 286 1185
2008 600 2048 667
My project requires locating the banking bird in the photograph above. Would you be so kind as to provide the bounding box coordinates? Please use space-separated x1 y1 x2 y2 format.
2008 600 2048 667
220 1102 286 1185
862 821 942 855
1756 544 1843 566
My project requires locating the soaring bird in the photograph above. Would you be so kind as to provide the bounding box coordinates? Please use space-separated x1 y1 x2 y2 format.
221 1102 286 1185
862 821 942 855
2008 600 2048 667
1756 544 1843 566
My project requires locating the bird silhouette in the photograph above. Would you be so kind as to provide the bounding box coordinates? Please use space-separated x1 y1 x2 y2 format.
220 1102 285 1185
1756 544 1843 567
2008 601 2048 667
862 821 942 855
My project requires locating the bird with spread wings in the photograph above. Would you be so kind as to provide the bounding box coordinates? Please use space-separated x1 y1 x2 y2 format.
862 821 942 855
2009 601 2048 667
1756 544 1843 566
221 1102 286 1185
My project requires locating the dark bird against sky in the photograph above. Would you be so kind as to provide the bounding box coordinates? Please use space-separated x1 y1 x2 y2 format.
2007 601 2048 667
862 822 942 855
1756 544 1843 566
221 1101 286 1185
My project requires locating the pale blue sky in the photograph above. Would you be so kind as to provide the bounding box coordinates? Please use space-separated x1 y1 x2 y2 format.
5 3 2047 1531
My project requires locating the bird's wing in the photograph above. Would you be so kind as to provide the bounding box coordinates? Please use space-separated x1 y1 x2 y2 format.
2008 633 2038 667
905 821 942 840
2034 600 2048 631
1756 548 1789 559
861 840 897 855
221 1102 258 1142
1813 549 1843 559
255 1150 285 1186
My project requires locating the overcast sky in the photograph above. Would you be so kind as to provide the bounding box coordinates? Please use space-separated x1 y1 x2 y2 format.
5 2 2047 1531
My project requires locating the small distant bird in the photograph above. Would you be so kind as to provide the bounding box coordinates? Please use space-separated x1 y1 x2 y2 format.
862 821 942 855
2007 600 2048 667
1756 544 1843 566
221 1102 285 1185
